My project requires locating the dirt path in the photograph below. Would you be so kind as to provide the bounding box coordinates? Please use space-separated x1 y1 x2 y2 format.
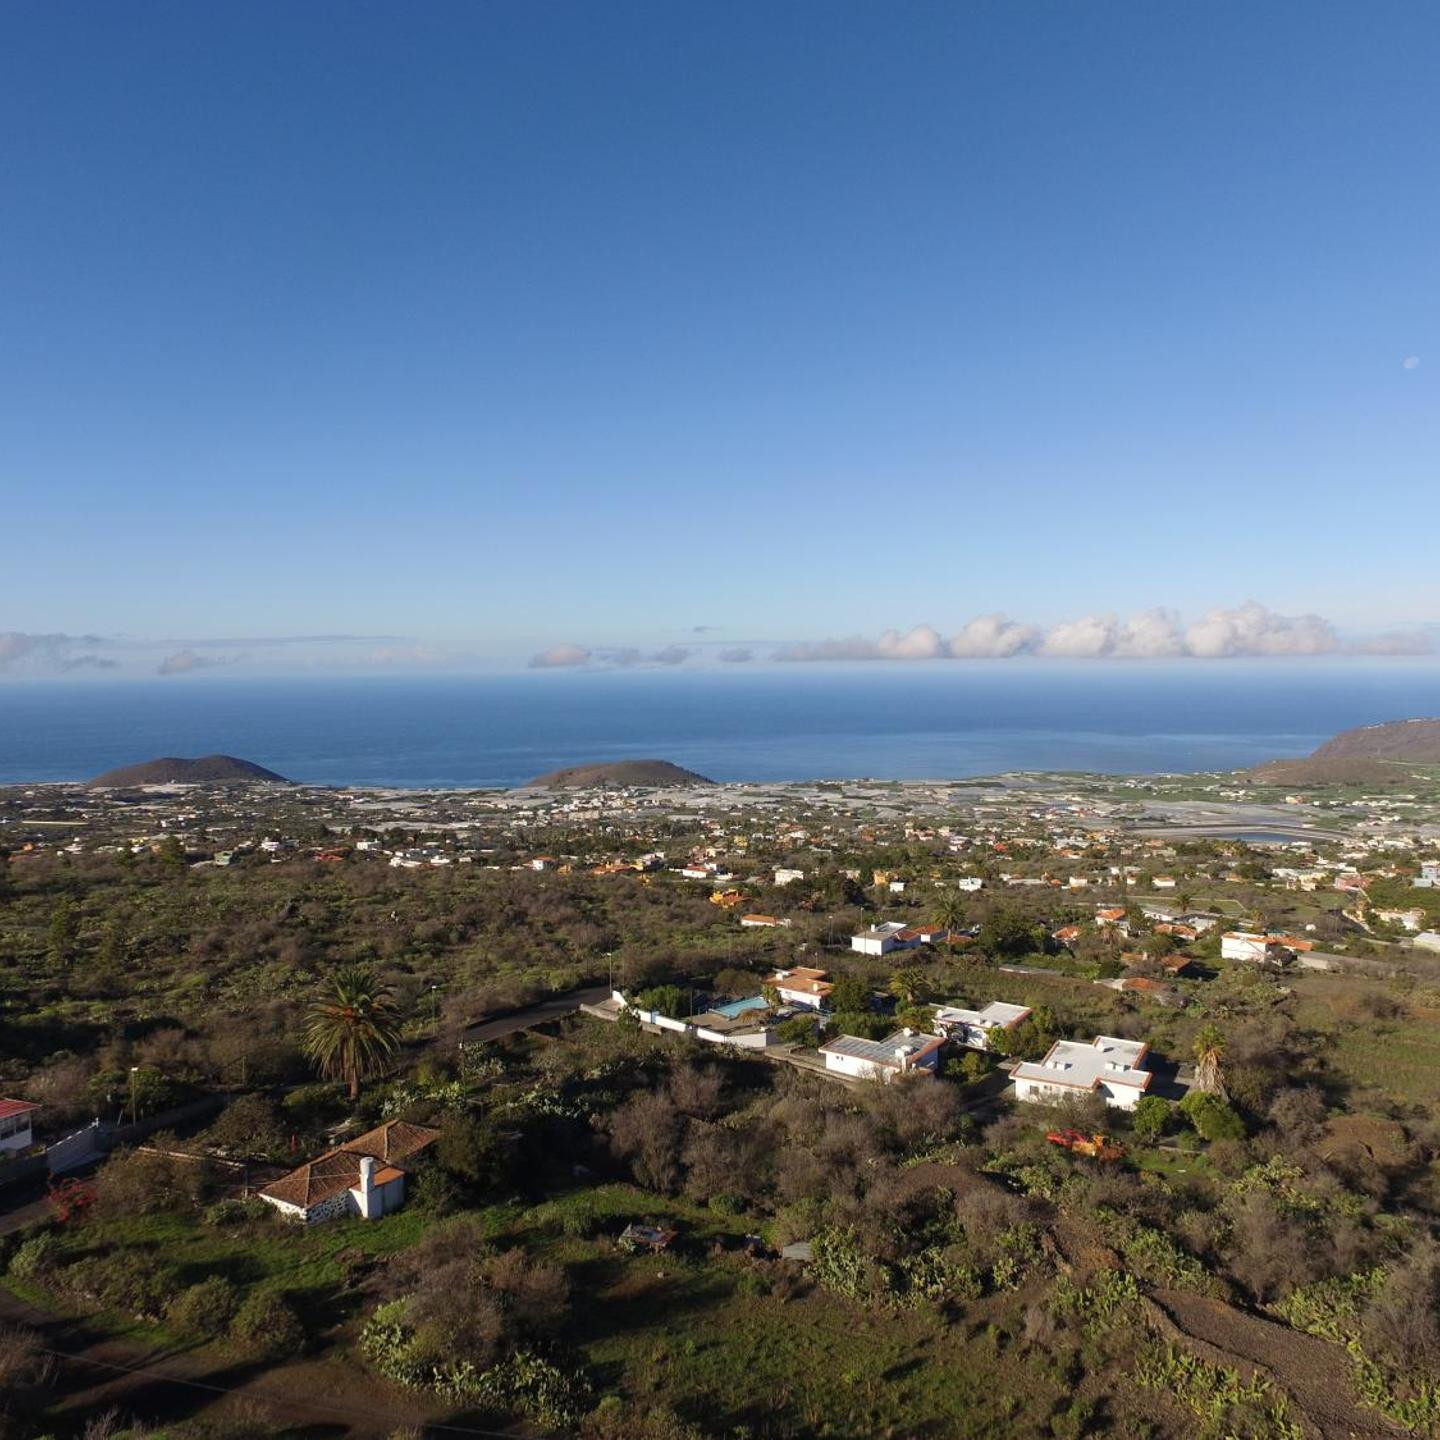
1046 1217 1397 1440
1151 1289 1400 1440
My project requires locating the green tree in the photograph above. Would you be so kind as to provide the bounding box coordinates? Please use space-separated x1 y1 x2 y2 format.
1131 1094 1172 1142
302 966 402 1101
48 897 79 968
888 966 929 1006
634 984 684 1018
1179 1089 1244 1142
827 974 870 1013
977 908 1046 960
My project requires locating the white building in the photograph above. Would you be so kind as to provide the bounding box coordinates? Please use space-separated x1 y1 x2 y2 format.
1012 1036 1152 1111
1220 931 1271 962
774 868 805 886
955 877 985 891
767 966 833 1009
0 1099 38 1154
819 1030 944 1083
851 921 909 956
931 1001 1031 1050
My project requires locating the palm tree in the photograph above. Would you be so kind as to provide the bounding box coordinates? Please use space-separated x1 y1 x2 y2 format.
1192 1023 1227 1099
303 966 402 1101
933 893 968 950
889 966 929 1007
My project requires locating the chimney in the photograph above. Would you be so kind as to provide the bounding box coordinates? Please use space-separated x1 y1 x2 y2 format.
357 1154 377 1219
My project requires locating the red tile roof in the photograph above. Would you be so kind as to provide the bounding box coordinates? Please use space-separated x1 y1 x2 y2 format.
259 1120 440 1212
0 1099 38 1122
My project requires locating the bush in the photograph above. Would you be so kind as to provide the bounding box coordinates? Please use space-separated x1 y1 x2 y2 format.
1180 1090 1245 1142
167 1275 239 1334
773 1016 819 1047
281 1082 348 1130
202 1197 273 1227
634 985 684 1018
92 1146 212 1218
206 1093 286 1158
8 1231 56 1281
1131 1095 1172 1142
64 1250 178 1319
230 1291 305 1356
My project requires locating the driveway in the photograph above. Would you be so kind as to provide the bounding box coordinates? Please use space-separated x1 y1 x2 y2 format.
460 984 611 1044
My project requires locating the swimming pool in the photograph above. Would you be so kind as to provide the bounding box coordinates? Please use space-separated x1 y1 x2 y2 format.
711 995 769 1019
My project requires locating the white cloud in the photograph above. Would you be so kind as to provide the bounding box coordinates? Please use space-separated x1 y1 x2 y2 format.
1183 601 1336 657
528 642 592 669
1403 355 1421 370
876 624 947 660
1114 608 1187 658
1041 614 1119 658
950 613 1040 658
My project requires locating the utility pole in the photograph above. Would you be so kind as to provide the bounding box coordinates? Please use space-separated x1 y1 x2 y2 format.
128 1066 139 1125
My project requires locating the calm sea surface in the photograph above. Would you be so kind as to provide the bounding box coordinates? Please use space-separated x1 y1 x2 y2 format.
2 664 1439 788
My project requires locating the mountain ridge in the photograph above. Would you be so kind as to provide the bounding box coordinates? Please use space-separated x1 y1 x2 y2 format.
1248 717 1440 786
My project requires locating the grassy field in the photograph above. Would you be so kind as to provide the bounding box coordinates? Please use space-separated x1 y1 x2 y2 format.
1290 972 1440 1108
511 1187 1100 1438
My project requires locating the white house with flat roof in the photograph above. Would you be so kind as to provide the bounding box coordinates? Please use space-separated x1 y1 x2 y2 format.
820 1030 944 1083
1012 1036 1152 1110
851 921 909 956
932 1001 1032 1050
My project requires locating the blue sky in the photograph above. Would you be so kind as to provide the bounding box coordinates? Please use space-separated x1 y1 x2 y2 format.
2 1 1437 677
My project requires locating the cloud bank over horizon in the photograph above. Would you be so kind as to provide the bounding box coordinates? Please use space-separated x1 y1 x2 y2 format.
531 603 1434 669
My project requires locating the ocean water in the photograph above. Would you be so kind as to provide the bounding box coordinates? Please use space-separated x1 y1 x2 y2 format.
2 663 1439 788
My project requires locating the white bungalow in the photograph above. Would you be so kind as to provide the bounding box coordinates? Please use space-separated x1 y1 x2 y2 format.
1012 1036 1152 1111
931 1001 1032 1050
820 1030 944 1083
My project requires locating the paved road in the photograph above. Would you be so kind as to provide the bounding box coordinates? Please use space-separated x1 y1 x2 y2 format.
460 984 611 1044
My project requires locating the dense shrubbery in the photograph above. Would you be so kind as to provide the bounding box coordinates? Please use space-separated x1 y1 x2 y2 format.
230 1291 305 1356
167 1275 240 1334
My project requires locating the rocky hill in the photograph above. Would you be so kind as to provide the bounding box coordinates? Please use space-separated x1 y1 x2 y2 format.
87 755 291 788
1248 718 1440 786
524 759 714 789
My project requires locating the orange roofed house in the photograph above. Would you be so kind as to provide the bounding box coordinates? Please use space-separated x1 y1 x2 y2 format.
259 1119 441 1225
766 966 833 1010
